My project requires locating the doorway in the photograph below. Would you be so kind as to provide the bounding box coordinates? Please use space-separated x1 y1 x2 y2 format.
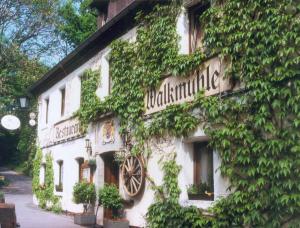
102 152 119 219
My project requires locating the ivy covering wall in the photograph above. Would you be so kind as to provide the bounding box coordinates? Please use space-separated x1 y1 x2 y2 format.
76 0 299 227
32 148 62 213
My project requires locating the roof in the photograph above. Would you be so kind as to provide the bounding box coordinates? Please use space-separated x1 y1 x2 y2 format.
29 0 152 95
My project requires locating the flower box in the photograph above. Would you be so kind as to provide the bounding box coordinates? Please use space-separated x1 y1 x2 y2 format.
188 193 214 201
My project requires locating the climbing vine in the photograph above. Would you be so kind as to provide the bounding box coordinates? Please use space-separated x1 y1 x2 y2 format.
32 148 62 213
32 147 42 197
76 69 105 130
77 0 300 227
147 155 212 228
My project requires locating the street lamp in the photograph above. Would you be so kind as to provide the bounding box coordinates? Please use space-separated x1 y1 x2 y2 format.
19 96 29 109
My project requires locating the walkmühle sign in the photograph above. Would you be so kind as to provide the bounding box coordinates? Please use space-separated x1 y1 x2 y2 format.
145 57 231 115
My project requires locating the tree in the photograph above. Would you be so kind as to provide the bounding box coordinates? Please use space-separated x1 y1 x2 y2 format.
58 0 97 47
0 0 58 171
0 42 46 171
0 0 65 60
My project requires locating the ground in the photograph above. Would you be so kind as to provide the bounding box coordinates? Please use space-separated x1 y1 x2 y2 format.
0 168 81 228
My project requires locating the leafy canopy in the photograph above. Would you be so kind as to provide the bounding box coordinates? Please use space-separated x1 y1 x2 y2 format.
58 0 97 47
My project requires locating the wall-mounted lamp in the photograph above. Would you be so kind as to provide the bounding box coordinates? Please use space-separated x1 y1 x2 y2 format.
19 96 29 109
85 138 92 157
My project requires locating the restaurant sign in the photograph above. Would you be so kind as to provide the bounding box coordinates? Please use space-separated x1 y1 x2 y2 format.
54 117 81 143
144 57 231 115
41 117 82 148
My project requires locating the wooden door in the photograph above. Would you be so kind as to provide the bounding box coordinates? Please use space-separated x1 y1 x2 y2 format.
103 153 119 219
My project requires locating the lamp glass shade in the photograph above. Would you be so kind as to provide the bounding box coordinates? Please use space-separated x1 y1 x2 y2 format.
19 97 28 108
29 119 36 126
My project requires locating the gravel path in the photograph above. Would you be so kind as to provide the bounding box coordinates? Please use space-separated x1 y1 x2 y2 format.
0 168 81 228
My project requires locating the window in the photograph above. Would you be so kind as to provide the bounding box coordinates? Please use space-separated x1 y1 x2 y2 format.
189 3 210 53
79 161 94 183
45 98 49 124
76 157 84 182
56 160 63 192
60 87 66 116
191 142 214 200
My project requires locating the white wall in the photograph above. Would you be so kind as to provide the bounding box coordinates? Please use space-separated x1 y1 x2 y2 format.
120 129 230 227
40 139 88 212
34 7 231 227
34 27 138 214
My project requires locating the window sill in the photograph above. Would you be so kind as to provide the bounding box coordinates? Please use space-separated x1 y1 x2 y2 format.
180 198 214 210
55 185 63 192
187 193 214 201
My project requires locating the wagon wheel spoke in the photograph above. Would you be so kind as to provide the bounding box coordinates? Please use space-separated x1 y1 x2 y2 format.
130 179 134 194
124 162 130 172
130 157 134 167
132 176 141 186
133 165 140 173
131 179 138 192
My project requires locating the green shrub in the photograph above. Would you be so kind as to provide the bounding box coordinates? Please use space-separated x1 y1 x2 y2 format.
73 181 96 212
98 184 122 218
51 200 63 214
147 201 212 228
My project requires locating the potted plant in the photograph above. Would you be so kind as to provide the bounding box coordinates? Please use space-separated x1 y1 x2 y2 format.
73 181 96 226
98 184 129 228
187 183 214 201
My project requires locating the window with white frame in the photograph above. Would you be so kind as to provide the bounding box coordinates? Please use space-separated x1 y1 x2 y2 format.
187 141 214 201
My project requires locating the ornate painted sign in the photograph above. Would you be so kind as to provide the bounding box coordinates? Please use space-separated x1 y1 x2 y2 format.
144 57 231 115
101 120 115 144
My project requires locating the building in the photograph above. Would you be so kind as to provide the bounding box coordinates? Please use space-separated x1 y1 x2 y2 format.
29 0 232 227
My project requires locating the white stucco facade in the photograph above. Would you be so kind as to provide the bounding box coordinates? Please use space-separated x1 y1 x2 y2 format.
34 8 231 228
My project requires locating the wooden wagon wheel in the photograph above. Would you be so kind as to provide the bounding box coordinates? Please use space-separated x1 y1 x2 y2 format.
121 155 145 197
